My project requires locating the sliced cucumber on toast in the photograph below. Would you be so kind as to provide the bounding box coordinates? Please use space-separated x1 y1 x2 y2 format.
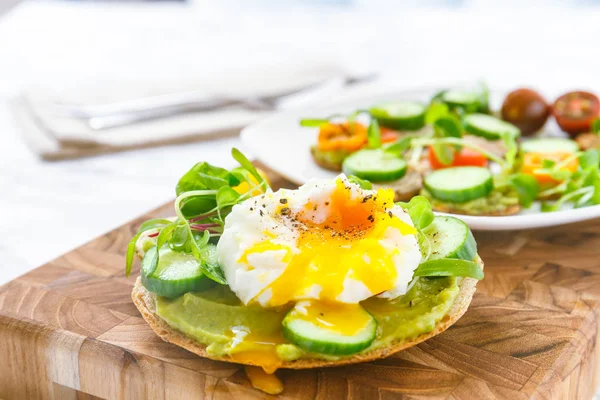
425 216 477 261
369 101 426 131
424 166 494 203
282 302 377 355
142 246 214 298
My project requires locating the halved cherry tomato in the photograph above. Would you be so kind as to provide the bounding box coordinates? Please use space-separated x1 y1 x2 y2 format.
317 122 368 152
521 152 579 184
380 127 400 143
428 147 488 169
552 91 600 136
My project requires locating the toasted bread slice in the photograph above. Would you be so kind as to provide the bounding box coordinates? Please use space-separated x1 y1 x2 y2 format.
131 257 482 370
310 147 343 172
374 169 425 203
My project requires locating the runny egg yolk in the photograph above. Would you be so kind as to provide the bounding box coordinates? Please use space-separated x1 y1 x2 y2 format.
227 328 286 374
240 181 416 307
292 301 373 335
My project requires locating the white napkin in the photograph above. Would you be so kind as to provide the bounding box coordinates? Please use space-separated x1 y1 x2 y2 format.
12 63 349 160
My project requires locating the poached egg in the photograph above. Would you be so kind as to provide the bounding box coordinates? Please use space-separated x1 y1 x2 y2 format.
217 175 422 307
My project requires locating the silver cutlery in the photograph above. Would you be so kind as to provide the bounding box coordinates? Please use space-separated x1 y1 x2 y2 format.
49 74 377 130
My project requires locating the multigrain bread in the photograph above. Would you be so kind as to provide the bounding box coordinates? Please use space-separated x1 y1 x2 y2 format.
131 257 482 370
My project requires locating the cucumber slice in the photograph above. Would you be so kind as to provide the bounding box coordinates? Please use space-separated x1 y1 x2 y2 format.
141 246 214 298
342 149 407 182
442 90 480 111
463 113 520 140
425 216 477 261
282 302 377 355
424 167 493 203
369 101 426 131
521 138 580 154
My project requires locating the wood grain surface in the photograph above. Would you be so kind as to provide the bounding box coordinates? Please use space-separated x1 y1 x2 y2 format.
1 166 599 399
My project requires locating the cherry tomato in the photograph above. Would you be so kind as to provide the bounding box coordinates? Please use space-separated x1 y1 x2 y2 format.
521 152 578 184
380 127 400 143
428 147 488 169
552 91 600 136
501 88 549 136
317 122 368 152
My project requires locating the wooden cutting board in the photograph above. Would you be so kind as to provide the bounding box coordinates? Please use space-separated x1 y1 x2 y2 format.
2 167 600 400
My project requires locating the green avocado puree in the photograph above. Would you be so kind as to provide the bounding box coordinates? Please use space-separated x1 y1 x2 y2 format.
155 276 460 362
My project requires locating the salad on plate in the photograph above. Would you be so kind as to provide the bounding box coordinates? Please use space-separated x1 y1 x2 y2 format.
301 84 600 216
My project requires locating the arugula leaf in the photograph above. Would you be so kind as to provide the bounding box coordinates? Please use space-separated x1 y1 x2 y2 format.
347 175 372 190
415 258 484 280
541 159 556 169
367 119 382 149
541 202 559 212
510 173 539 208
398 196 434 230
148 222 177 277
300 118 329 127
432 143 455 166
125 218 172 277
501 131 518 173
549 169 572 181
216 186 241 209
231 148 270 191
176 162 240 194
425 102 450 124
170 223 189 251
384 136 413 156
200 244 227 284
433 115 462 139
579 150 599 170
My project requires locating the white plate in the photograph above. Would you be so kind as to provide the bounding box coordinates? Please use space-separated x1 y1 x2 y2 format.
241 87 600 230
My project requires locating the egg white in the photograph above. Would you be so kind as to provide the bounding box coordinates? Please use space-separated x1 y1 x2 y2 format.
217 175 422 306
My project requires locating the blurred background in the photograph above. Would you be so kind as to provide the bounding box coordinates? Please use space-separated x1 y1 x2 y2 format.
1 0 600 283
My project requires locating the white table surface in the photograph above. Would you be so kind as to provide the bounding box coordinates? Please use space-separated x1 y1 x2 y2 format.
2 0 600 286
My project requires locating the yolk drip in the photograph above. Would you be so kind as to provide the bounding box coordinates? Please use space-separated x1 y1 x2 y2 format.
244 366 284 395
227 329 286 374
241 181 416 307
293 301 373 335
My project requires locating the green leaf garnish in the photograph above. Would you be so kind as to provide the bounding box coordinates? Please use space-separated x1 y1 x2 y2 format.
579 150 599 170
425 102 450 124
510 173 539 208
433 115 462 139
415 258 484 280
176 162 240 195
384 136 413 156
367 119 382 149
231 147 270 192
398 196 434 230
216 186 241 209
541 159 556 169
125 218 172 277
300 118 329 127
432 143 455 166
126 149 267 286
347 175 372 190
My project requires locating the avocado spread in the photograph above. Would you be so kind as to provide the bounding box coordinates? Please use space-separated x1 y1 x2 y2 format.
310 146 351 170
155 276 460 362
421 187 519 214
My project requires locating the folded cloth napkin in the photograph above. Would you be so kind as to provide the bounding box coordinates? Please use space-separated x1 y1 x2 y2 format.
11 64 349 160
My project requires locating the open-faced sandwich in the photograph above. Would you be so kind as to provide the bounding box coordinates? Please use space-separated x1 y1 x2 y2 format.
302 84 600 216
126 149 484 394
